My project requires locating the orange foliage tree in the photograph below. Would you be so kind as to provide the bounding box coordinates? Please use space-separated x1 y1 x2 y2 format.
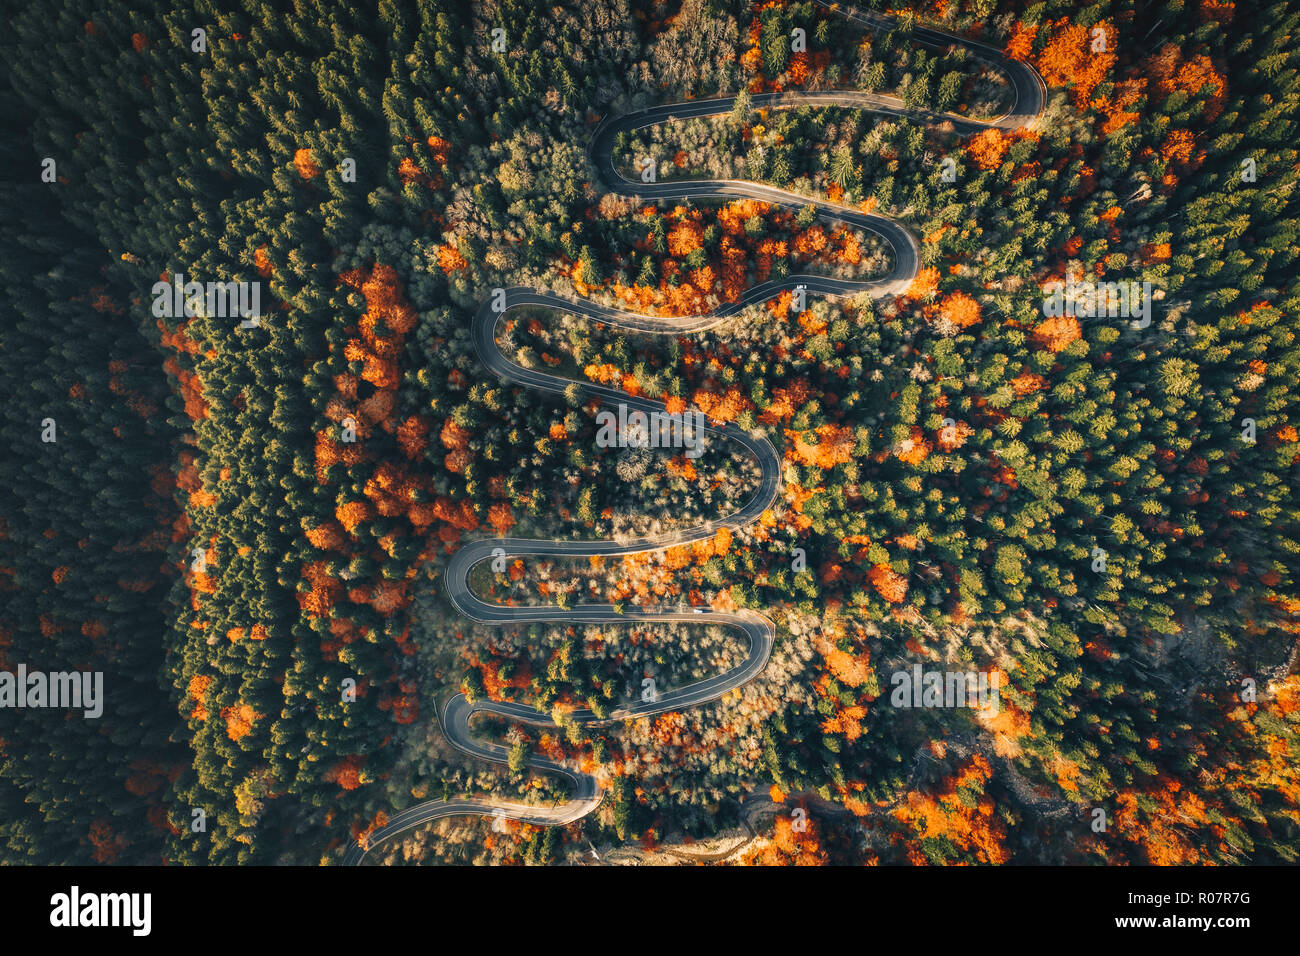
937 290 981 329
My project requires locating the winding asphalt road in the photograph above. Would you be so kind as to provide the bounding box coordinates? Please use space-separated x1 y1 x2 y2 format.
343 8 1043 865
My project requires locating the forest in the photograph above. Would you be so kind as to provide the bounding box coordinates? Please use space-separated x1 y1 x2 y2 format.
1 0 1297 866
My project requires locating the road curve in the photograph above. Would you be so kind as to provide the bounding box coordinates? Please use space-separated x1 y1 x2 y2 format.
343 9 1043 865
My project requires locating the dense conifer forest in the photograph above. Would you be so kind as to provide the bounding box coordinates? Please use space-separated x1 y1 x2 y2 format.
1 0 1297 866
